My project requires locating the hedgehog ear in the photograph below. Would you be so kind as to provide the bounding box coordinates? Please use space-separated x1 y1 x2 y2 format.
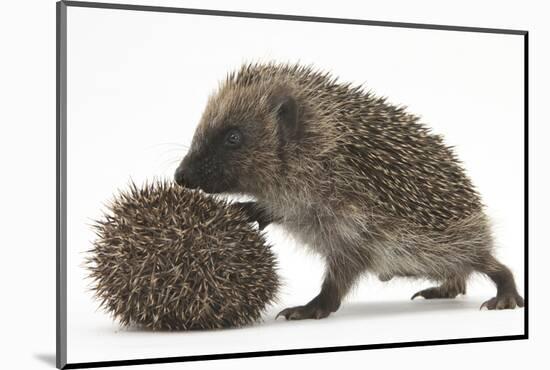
271 94 299 140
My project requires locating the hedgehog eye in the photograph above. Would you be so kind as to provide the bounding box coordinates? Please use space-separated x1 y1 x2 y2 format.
224 129 242 148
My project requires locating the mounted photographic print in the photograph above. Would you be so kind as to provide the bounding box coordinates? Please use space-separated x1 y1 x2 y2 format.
56 1 528 368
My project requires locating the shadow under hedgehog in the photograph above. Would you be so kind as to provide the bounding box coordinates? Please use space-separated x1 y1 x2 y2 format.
174 62 524 320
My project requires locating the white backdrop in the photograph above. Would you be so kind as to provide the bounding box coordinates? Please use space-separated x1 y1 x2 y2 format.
64 4 525 364
3 0 546 369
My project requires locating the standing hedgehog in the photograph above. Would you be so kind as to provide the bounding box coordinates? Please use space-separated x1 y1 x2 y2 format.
174 63 524 320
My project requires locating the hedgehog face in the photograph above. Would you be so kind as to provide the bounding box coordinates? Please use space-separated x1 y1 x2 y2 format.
174 124 247 193
175 83 300 196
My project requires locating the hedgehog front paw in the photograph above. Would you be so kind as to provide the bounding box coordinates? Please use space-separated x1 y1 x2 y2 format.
276 304 332 320
233 202 274 230
480 293 524 310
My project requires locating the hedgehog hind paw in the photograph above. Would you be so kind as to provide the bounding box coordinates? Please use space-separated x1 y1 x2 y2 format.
411 286 462 300
480 293 524 310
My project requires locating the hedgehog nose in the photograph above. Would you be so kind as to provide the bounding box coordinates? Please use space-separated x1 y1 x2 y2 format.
174 163 198 189
174 166 188 187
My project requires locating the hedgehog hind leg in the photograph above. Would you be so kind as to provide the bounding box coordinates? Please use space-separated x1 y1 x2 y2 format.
476 255 524 310
411 276 466 300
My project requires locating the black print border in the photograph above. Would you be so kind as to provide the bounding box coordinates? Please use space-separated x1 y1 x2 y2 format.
56 1 529 368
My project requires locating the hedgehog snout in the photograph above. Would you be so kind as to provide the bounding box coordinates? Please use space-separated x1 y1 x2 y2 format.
174 158 199 189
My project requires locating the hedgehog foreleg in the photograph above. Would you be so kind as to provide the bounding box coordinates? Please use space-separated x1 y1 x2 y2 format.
276 254 362 320
411 276 466 300
233 202 278 230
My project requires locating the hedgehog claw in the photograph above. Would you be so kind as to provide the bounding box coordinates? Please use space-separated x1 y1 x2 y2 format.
480 300 490 310
480 294 524 310
275 309 290 320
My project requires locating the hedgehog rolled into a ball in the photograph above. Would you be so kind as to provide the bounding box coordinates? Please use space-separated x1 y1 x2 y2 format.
86 181 279 330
